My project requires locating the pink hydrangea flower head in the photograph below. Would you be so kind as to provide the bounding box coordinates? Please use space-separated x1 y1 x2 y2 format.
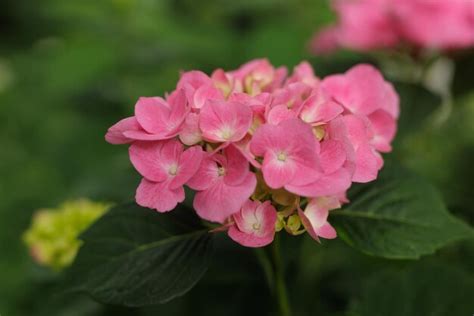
187 145 257 223
228 200 277 247
130 139 203 212
106 59 399 248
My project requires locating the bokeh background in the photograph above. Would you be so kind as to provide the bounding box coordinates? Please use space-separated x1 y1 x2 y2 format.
1 1 473 315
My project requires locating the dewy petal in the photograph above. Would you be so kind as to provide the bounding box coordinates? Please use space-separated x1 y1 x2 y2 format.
136 178 185 213
199 100 253 143
193 172 256 223
105 116 141 144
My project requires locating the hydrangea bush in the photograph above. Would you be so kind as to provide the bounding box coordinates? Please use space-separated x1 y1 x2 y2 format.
105 59 399 248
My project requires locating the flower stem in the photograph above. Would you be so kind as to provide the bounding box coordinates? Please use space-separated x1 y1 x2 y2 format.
271 235 292 316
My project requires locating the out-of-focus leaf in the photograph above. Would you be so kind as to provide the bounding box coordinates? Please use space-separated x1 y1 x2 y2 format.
348 262 474 316
65 203 214 307
331 163 473 259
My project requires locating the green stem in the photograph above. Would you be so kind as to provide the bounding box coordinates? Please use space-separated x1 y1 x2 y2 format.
272 235 292 316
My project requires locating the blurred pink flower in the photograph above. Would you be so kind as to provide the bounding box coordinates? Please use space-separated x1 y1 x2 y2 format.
311 0 474 54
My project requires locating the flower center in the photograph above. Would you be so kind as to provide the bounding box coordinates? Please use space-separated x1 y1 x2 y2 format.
252 222 261 231
168 164 178 176
217 167 226 176
277 152 287 162
220 127 234 140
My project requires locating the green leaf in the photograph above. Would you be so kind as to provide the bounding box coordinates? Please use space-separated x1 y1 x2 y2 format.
65 203 214 307
348 262 474 316
331 163 473 259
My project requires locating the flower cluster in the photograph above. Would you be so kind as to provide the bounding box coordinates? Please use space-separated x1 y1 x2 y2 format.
23 199 109 270
311 0 474 54
106 59 399 247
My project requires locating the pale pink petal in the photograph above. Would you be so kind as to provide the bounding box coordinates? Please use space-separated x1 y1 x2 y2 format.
136 179 185 213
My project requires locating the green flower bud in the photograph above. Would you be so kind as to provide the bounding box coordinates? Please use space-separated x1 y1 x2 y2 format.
23 199 110 271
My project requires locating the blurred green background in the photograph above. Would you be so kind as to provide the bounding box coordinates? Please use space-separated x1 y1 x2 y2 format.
1 0 473 315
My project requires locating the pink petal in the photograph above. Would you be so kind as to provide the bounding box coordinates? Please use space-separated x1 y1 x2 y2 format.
179 113 202 146
177 70 212 90
367 109 396 153
129 141 170 182
223 145 252 186
199 100 253 143
261 151 297 189
266 104 297 125
193 172 256 223
170 145 204 189
228 225 274 248
320 139 346 174
135 97 171 135
286 168 351 197
105 117 140 144
136 178 185 213
352 143 380 183
187 154 219 191
228 200 276 248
